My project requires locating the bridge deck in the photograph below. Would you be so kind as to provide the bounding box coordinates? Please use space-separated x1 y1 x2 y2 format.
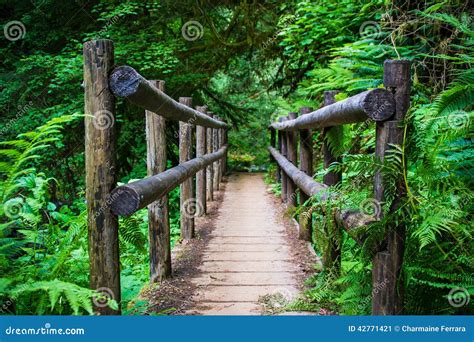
185 173 313 315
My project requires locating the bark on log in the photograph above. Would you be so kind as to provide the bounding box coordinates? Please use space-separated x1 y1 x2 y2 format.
298 107 313 241
322 91 343 186
109 66 226 129
111 146 228 216
271 89 395 131
322 91 342 271
286 112 298 206
276 126 282 183
84 39 121 315
179 97 194 240
146 80 171 282
206 112 215 201
195 105 207 216
280 117 288 202
219 127 225 181
213 116 220 191
222 128 228 175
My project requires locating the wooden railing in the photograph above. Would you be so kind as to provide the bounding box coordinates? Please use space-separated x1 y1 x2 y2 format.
84 39 228 314
268 60 411 315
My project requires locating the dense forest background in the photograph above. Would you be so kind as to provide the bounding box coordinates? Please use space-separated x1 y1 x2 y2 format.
0 0 472 315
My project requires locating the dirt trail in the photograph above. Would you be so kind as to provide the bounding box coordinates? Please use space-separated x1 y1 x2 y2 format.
186 173 311 315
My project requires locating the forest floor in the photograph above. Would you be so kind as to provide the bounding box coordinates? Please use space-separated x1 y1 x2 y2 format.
144 173 321 315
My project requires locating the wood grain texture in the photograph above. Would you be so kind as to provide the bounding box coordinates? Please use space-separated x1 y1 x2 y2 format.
372 59 411 316
206 112 215 201
286 112 298 207
271 89 395 131
195 106 207 216
322 91 342 271
298 107 313 241
146 80 171 282
179 97 195 240
84 39 121 315
279 117 288 202
213 116 220 191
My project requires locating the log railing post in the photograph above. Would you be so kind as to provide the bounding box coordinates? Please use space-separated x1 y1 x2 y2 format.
286 112 298 207
270 127 279 182
223 127 228 175
213 116 220 191
276 123 283 183
84 39 121 315
195 106 207 216
179 97 195 240
280 117 288 202
219 125 225 181
322 91 342 271
206 112 214 201
298 107 313 241
146 80 171 282
372 60 410 315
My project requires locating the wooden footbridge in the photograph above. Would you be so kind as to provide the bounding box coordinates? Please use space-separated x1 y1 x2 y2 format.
84 39 410 316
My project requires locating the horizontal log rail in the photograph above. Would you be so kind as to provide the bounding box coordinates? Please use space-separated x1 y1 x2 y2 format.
109 66 227 129
270 89 395 131
269 146 376 232
268 146 329 199
111 146 228 216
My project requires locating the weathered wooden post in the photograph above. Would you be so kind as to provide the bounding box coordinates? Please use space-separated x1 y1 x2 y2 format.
372 59 410 315
276 123 282 183
195 106 207 216
323 91 342 186
298 107 313 241
269 127 279 182
213 116 220 191
219 125 225 181
146 80 171 282
206 112 214 201
286 112 298 207
179 97 195 240
84 39 121 315
279 117 288 202
223 127 228 175
322 91 342 271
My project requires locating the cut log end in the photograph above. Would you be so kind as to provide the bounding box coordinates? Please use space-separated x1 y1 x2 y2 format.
109 65 142 98
110 186 141 216
362 88 396 122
